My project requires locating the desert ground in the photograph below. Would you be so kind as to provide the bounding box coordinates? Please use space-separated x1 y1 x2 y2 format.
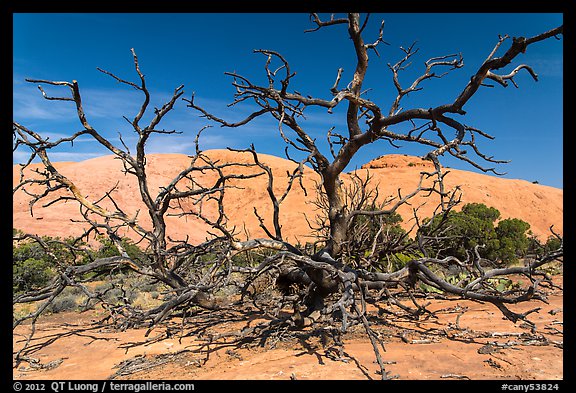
13 275 562 381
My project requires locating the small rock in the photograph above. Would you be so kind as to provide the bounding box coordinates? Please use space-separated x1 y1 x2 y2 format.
478 344 500 354
484 358 501 369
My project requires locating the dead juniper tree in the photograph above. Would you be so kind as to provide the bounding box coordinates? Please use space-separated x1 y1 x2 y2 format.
12 49 268 363
186 13 563 377
13 14 563 379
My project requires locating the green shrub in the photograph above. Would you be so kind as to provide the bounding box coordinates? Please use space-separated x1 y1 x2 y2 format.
13 230 156 295
13 237 57 294
92 236 150 264
420 203 533 266
543 236 562 252
13 230 91 294
495 218 531 264
13 257 54 294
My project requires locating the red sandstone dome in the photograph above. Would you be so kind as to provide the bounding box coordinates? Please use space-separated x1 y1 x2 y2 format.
13 151 563 245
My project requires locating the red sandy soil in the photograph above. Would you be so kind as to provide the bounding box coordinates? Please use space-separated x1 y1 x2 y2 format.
13 151 563 245
13 276 563 380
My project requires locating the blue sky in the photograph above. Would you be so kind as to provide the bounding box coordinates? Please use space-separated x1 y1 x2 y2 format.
13 13 563 188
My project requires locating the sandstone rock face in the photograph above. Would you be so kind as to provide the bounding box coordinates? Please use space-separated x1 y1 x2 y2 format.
13 151 563 245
